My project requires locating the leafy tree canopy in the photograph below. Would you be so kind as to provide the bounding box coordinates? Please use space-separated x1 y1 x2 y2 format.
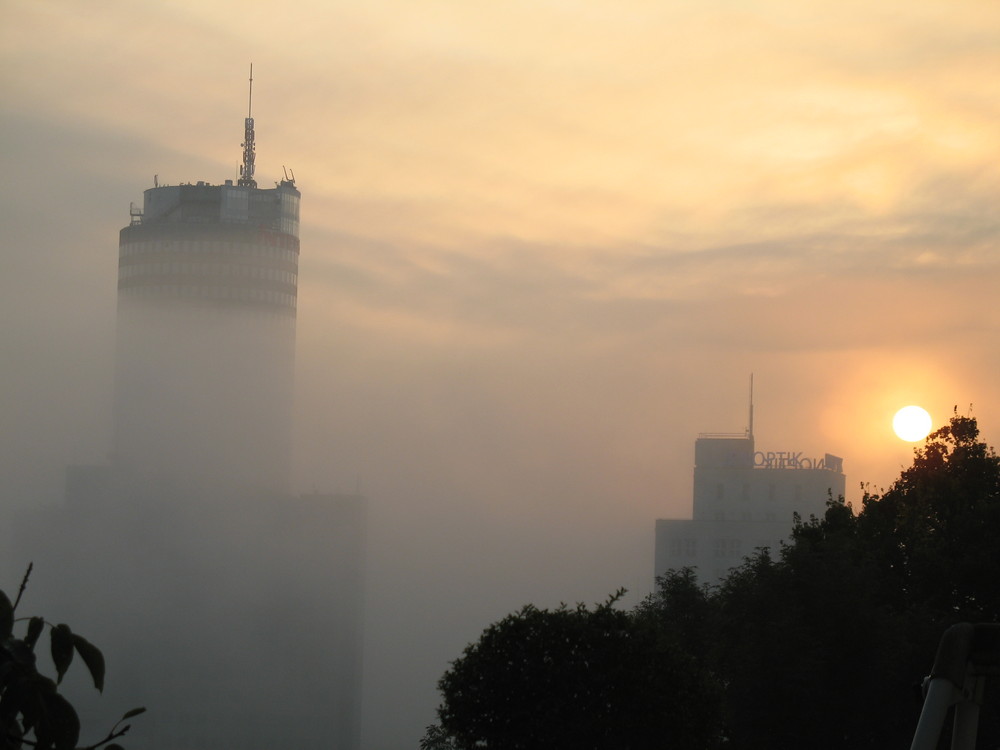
433 590 722 750
857 411 1000 620
644 411 1000 749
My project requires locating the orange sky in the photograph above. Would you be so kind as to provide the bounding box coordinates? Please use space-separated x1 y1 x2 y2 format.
3 1 1000 746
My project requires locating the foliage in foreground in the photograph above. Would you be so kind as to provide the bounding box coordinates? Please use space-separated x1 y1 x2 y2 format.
0 567 145 750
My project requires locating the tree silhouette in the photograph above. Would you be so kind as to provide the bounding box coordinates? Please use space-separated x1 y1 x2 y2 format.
433 590 722 750
645 411 1000 749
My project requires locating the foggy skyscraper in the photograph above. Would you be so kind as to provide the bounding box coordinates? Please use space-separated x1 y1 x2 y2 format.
114 87 300 495
5 74 365 750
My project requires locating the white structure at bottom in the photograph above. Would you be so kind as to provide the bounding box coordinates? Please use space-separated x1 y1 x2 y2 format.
655 429 845 584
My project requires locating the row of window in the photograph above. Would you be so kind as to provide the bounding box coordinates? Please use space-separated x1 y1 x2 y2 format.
670 538 760 558
668 538 744 559
119 262 297 285
713 511 778 522
671 537 784 560
120 239 298 262
715 539 741 558
713 483 804 502
119 283 296 308
669 539 698 557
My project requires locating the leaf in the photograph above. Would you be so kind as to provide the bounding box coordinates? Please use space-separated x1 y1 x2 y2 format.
42 692 80 750
50 623 74 684
71 633 105 692
106 745 125 750
5 637 38 669
121 706 146 720
0 590 12 640
25 616 45 649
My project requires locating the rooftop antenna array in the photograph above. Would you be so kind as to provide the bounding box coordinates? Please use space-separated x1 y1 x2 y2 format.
238 64 257 188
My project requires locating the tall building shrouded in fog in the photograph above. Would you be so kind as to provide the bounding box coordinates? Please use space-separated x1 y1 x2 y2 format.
115 110 300 495
5 74 364 750
655 387 845 584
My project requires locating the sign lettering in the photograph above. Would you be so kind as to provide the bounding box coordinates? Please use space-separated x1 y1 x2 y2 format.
753 451 829 470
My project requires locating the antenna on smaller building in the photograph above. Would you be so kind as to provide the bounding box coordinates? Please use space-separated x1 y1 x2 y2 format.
238 64 257 188
747 373 755 439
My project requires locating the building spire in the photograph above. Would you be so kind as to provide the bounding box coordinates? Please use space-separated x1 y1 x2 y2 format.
238 64 257 188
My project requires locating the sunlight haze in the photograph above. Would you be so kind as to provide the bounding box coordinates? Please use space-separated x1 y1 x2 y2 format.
2 1 999 746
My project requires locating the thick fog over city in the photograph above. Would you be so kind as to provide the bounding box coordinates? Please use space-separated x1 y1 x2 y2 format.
3 1 1000 748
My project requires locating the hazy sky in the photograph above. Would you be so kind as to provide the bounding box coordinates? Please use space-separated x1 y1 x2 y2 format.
3 1 1000 747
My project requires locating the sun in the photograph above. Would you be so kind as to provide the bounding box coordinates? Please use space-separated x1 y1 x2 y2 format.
893 406 933 442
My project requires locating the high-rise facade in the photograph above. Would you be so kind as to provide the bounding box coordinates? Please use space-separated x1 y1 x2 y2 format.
655 420 845 584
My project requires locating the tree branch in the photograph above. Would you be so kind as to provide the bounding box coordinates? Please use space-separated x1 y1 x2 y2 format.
77 723 132 750
12 562 33 611
7 721 132 750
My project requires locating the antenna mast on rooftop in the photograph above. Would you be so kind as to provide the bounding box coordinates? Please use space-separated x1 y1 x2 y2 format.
238 64 257 188
747 373 755 439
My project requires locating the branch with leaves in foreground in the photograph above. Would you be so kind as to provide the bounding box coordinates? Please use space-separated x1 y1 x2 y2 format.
1 565 146 750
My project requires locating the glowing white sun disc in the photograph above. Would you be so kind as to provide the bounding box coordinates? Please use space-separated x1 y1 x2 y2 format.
893 406 932 442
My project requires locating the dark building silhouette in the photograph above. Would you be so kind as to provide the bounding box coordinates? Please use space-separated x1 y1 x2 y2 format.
5 72 365 750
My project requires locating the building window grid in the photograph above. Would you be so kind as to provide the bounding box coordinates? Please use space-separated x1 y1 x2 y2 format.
119 284 296 309
121 240 297 263
120 261 297 286
668 538 698 558
713 538 741 559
